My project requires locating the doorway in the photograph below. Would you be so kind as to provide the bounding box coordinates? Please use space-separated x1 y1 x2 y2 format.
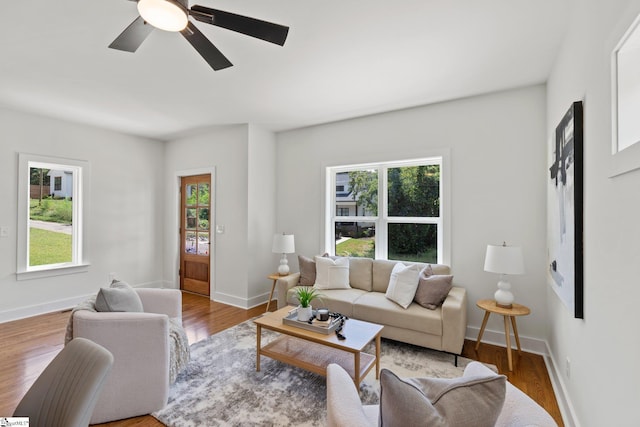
180 174 211 296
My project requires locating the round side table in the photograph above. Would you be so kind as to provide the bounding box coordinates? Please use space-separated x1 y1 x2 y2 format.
475 299 530 371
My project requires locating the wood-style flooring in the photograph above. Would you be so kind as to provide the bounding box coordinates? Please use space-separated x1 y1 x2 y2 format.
0 292 563 426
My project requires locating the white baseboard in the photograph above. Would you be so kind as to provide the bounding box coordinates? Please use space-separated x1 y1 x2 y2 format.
0 280 166 324
0 293 92 324
544 345 580 427
465 325 548 355
213 291 250 309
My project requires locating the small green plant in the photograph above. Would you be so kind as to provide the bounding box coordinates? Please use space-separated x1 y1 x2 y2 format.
294 286 322 308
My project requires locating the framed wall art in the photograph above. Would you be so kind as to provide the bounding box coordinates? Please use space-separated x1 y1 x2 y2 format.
547 101 584 319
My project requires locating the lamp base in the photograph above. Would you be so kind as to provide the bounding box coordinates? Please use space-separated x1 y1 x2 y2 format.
495 302 513 309
277 254 290 276
494 277 515 309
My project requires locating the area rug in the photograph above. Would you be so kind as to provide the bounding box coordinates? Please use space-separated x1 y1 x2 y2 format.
153 319 483 427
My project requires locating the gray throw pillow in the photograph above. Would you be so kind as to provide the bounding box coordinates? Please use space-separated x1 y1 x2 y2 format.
298 255 317 286
95 280 143 312
414 274 453 310
379 368 506 427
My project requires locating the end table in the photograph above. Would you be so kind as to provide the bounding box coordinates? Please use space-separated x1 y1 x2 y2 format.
266 274 288 312
475 299 530 371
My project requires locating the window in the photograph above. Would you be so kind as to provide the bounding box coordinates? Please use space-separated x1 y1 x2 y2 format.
326 157 448 264
17 153 89 279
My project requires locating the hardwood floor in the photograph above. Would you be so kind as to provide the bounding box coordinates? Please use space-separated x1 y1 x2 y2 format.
0 292 563 426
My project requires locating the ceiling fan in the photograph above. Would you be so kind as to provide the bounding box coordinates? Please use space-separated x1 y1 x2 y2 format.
109 0 289 70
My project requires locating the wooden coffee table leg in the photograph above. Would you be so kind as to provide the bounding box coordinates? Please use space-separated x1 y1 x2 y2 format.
375 333 381 379
354 352 361 389
256 324 262 372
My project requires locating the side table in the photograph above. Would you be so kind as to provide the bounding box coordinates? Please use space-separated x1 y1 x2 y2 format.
266 274 289 312
475 299 530 371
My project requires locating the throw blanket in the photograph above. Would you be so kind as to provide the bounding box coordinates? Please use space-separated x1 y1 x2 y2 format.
65 298 190 383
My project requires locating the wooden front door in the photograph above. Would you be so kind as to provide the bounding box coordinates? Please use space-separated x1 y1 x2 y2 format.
180 174 211 296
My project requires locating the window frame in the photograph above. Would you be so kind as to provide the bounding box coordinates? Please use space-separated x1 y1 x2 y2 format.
17 153 90 280
325 154 450 265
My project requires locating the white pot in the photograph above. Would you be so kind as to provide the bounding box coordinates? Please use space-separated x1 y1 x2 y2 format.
297 305 313 321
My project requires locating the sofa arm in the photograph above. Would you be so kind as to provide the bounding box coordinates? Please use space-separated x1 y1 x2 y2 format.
276 273 300 309
72 311 170 423
136 288 182 320
441 286 467 354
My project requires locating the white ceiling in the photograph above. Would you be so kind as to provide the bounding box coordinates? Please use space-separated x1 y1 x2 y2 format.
0 0 571 140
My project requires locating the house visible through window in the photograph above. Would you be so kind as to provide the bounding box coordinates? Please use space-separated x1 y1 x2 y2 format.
18 153 89 278
327 157 445 264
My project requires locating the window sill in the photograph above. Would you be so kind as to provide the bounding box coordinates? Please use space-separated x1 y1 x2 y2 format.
16 263 91 281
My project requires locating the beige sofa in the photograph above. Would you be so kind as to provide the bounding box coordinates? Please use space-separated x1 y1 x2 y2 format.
326 362 558 427
276 258 467 356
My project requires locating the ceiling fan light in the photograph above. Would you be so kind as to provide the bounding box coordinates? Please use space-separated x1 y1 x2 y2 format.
137 0 188 32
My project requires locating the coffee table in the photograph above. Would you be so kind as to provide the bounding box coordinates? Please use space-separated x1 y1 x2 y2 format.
254 306 383 388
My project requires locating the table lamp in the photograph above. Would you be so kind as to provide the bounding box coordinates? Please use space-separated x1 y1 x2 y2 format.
272 233 295 276
484 242 525 308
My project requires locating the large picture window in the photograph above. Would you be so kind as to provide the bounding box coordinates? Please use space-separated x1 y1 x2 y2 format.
17 153 89 279
326 157 447 264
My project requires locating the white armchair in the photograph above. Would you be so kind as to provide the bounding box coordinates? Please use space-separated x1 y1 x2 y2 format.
71 288 185 424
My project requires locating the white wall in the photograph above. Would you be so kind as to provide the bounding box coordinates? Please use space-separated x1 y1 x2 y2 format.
164 125 249 305
247 125 277 306
546 1 640 425
163 125 277 308
0 108 164 321
276 85 549 348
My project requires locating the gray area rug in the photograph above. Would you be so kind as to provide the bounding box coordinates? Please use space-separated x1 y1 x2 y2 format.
153 318 480 427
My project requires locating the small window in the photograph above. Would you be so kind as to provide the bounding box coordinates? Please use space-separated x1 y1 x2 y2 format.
17 153 89 279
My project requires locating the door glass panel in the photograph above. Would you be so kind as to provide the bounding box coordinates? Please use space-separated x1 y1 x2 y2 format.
198 232 209 255
198 183 210 206
198 208 209 230
185 184 197 206
185 231 196 254
186 208 197 230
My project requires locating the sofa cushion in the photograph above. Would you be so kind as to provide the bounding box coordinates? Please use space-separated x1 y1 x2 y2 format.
315 256 350 289
372 260 450 293
385 263 421 309
379 368 506 427
353 292 442 336
348 257 373 291
95 281 143 312
414 274 454 310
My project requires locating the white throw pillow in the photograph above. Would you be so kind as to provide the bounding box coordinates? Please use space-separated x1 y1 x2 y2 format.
314 256 350 289
385 263 421 309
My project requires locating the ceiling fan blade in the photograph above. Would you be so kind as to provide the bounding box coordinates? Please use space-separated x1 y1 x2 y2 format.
189 6 289 46
181 21 233 71
109 16 154 52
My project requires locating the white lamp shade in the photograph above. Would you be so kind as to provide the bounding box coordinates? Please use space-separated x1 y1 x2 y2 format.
137 0 188 32
484 244 525 275
272 233 295 254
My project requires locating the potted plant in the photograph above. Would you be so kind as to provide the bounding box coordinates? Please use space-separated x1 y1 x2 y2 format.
294 286 322 321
